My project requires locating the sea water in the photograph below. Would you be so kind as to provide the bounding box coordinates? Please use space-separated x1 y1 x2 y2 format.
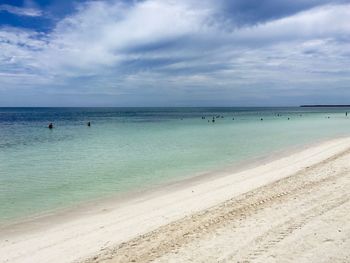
1 107 350 223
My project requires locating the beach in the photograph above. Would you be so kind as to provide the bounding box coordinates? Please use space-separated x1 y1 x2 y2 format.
2 0 350 261
1 137 350 263
2 0 350 260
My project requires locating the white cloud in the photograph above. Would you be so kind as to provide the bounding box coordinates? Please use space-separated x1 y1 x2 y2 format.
0 4 42 17
1 0 350 105
39 0 210 73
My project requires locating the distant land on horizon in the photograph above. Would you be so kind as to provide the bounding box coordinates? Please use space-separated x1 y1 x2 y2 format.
300 105 350 108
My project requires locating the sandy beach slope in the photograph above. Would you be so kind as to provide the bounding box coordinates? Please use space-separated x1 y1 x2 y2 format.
1 137 350 263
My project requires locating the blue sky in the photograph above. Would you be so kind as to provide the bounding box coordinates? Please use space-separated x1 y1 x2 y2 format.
0 0 350 106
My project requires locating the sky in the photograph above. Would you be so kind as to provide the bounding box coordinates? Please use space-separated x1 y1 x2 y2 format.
0 0 350 106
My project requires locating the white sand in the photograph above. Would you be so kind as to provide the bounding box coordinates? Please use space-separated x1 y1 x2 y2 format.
1 137 350 263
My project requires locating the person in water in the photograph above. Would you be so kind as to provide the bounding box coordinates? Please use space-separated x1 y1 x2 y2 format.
87 121 91 127
48 123 53 129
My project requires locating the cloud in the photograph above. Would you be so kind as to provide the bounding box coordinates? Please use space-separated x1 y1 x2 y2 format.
1 0 350 106
214 0 350 27
0 4 42 17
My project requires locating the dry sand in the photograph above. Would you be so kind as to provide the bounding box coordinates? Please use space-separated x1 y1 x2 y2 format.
1 137 350 263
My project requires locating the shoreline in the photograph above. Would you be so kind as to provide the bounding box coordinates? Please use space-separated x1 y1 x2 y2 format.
0 134 343 229
98 138 350 263
1 136 350 262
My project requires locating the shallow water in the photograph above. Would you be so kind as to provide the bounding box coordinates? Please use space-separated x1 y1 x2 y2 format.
1 107 350 222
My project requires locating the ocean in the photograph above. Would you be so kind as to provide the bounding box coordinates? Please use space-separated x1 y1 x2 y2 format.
1 107 350 223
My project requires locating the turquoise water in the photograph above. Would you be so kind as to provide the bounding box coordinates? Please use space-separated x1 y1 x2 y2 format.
1 107 350 223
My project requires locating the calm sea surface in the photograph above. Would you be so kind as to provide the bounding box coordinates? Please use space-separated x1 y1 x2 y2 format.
1 107 350 223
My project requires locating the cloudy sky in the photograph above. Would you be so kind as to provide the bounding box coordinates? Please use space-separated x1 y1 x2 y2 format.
0 0 350 106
